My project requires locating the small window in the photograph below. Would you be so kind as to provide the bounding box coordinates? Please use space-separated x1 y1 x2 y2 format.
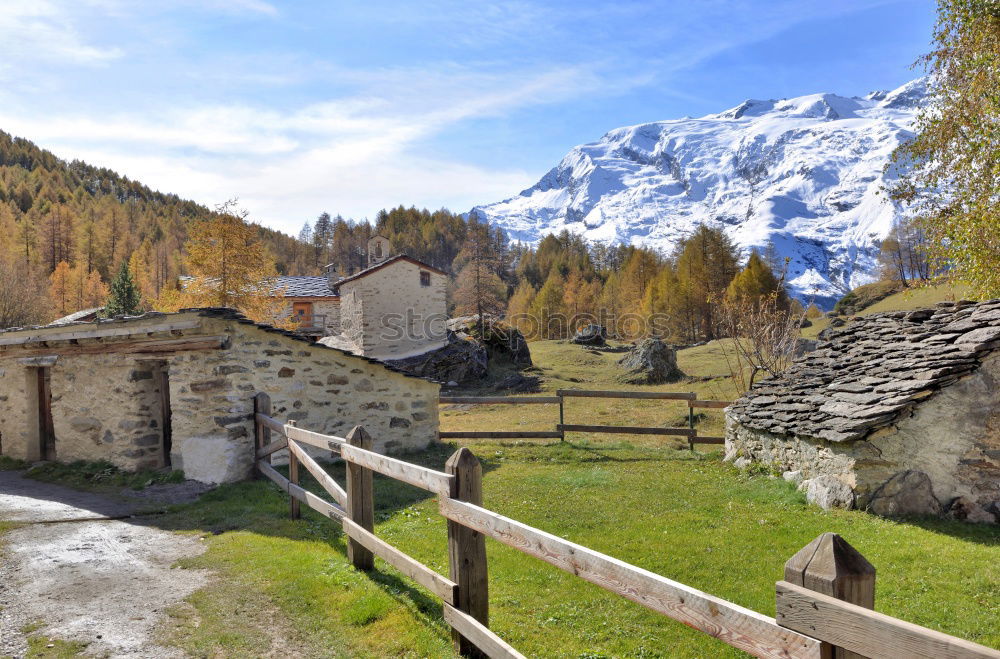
420 271 431 287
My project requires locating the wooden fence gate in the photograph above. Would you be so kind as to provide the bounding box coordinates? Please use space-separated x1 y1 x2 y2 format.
251 392 999 659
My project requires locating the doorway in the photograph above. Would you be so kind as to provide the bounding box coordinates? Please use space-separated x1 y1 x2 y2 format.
36 367 56 461
153 363 172 468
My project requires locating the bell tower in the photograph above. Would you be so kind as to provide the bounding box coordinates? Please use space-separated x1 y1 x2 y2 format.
367 235 391 267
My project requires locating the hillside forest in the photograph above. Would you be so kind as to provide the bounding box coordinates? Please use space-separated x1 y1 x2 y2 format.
0 128 931 341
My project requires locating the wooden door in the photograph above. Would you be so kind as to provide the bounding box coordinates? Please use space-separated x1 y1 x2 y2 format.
157 367 172 467
37 368 56 461
292 302 314 327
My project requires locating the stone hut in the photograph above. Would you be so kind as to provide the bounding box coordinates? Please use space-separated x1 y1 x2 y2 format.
0 308 440 484
725 300 1000 523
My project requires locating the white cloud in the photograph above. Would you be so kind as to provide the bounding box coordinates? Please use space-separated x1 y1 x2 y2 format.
0 62 606 233
0 0 122 64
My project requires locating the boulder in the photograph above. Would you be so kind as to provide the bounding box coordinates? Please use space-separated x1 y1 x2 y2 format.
945 496 997 524
572 324 607 346
386 332 488 384
617 337 685 384
867 470 941 517
492 373 542 393
447 315 532 366
804 475 855 510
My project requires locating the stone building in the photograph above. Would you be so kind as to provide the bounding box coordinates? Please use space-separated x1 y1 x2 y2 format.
725 300 1000 523
270 236 449 360
0 308 439 484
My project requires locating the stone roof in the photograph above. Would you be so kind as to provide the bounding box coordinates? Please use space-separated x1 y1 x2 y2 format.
728 299 1000 443
274 276 338 298
50 307 103 325
333 255 448 288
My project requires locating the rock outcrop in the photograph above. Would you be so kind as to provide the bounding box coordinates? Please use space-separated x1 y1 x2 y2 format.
572 324 607 346
386 332 488 384
447 316 532 366
617 337 684 384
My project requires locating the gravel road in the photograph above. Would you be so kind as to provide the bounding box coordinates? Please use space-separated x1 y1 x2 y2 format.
0 471 210 658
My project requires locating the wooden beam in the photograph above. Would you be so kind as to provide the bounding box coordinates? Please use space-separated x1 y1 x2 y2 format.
443 605 525 659
288 482 346 522
256 437 287 459
257 461 289 490
3 335 227 357
341 517 458 605
691 436 726 445
690 400 731 409
255 413 285 435
0 319 203 346
287 439 347 507
285 424 347 452
340 443 454 496
439 498 822 659
288 421 301 520
776 581 1000 659
438 431 564 440
439 396 562 405
253 394 273 476
556 389 696 401
557 424 695 437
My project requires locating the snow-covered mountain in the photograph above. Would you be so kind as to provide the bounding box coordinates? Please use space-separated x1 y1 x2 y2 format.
473 78 927 306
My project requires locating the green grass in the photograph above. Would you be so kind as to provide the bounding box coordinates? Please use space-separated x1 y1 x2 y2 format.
24 636 89 658
0 455 29 470
150 441 999 657
22 460 185 492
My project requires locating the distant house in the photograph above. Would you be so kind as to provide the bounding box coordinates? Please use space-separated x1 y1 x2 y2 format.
725 300 1000 523
277 236 449 360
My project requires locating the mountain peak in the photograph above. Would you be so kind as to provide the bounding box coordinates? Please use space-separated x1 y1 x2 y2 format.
472 78 926 307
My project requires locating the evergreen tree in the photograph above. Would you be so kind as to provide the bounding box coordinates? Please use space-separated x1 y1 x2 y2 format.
103 259 143 317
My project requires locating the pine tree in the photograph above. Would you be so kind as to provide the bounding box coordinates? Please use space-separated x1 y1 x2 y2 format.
452 220 505 336
48 261 71 316
103 260 143 317
530 271 567 339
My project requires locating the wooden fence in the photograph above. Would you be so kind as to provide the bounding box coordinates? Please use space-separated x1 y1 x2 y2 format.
250 392 1000 659
439 389 731 450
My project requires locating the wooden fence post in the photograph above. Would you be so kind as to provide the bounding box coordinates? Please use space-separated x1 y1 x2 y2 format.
779 532 875 659
346 425 374 571
287 420 301 519
687 399 695 452
558 394 565 442
252 392 271 479
446 447 489 658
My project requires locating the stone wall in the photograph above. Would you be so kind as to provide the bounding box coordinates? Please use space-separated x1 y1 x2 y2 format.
0 310 440 484
339 260 448 360
725 353 1000 521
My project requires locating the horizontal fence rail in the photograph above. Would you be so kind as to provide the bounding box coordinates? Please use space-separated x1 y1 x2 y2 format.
250 391 999 659
438 389 732 448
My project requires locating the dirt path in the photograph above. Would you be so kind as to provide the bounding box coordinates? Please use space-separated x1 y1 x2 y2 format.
0 471 210 658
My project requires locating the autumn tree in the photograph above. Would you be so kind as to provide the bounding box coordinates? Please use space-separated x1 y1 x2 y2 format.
452 219 506 336
889 0 1000 297
180 201 286 324
0 260 48 328
725 251 787 308
530 271 567 339
48 261 72 316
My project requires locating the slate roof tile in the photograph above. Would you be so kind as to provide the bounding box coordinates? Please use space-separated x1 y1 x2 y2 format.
728 300 1000 442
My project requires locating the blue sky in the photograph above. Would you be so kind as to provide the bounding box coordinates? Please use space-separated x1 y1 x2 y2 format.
0 0 935 235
